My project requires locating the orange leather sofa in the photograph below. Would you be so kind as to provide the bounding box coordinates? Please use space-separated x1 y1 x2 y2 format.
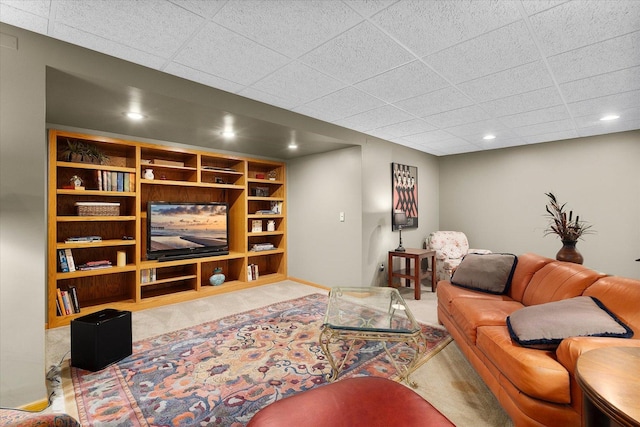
437 253 640 427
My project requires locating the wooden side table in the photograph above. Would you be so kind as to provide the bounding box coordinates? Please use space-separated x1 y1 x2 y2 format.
576 346 640 427
388 248 436 300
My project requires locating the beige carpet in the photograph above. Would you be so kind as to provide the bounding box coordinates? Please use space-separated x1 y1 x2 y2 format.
46 280 513 426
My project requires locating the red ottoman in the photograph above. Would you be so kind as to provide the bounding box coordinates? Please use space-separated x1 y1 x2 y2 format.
247 377 454 427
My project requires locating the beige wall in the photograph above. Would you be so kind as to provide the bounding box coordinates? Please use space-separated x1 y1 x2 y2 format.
439 130 640 278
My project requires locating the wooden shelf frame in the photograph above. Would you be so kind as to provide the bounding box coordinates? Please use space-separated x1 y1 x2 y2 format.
47 129 287 328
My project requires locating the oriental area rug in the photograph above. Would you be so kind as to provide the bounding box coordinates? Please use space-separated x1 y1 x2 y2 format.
68 293 450 426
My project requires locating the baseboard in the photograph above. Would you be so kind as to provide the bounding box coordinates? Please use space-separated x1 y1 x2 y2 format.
287 277 330 291
19 398 49 412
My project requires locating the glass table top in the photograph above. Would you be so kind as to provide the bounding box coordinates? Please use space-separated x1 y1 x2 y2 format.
323 287 420 334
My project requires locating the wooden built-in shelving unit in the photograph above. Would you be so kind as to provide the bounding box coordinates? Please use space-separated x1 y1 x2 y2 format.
47 129 286 328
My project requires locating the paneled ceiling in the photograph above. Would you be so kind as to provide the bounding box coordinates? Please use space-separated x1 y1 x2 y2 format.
2 0 639 156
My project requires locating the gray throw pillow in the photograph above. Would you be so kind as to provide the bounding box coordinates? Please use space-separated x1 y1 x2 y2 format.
450 253 517 294
507 296 633 350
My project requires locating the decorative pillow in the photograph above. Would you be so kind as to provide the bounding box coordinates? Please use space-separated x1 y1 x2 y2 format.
440 244 464 259
507 296 634 350
450 253 517 294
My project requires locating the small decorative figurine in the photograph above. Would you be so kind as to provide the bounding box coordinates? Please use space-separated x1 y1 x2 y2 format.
144 169 154 180
209 267 225 286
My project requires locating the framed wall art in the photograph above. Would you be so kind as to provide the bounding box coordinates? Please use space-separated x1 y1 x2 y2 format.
391 163 418 230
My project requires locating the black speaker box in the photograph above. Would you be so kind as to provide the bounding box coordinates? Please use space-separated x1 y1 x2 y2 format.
71 309 132 371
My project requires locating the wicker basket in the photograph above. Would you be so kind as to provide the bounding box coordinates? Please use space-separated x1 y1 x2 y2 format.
75 202 120 216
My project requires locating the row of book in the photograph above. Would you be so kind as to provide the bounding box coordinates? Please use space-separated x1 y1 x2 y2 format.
140 268 158 283
96 170 135 192
247 264 260 281
58 249 113 272
56 287 80 316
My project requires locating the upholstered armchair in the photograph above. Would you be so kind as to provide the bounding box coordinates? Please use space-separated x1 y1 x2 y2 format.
425 231 491 282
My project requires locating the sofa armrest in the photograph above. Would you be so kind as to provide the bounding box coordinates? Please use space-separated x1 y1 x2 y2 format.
556 337 640 376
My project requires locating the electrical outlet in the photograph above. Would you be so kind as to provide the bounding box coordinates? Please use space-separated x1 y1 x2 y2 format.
379 263 385 272
339 212 345 222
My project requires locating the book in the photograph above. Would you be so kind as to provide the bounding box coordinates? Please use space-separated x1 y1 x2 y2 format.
96 170 102 191
57 249 69 273
68 286 80 313
123 173 130 193
117 172 124 192
56 288 66 316
129 173 135 192
110 171 118 191
61 290 72 315
64 248 76 272
56 298 62 316
103 170 110 191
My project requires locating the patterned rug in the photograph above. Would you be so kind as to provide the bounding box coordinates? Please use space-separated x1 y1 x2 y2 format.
69 293 450 426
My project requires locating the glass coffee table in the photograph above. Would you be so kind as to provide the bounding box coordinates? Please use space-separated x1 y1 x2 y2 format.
319 287 426 387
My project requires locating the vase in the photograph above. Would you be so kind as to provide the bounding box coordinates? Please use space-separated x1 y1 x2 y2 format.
209 268 225 286
556 240 583 264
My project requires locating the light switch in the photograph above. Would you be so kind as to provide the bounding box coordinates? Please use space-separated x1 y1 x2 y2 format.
339 212 345 222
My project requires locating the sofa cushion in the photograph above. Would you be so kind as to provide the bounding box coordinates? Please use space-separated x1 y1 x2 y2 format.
450 298 524 343
583 276 640 337
507 253 554 302
436 282 512 315
507 296 633 350
451 253 517 294
476 326 571 404
521 262 605 306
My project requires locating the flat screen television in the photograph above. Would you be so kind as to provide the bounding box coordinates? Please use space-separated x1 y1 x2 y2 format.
147 202 229 261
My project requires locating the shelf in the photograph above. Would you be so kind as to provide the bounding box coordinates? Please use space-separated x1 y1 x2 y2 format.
141 179 243 190
141 163 196 172
139 251 245 268
57 239 136 249
56 161 136 173
141 274 197 287
57 189 136 197
57 215 136 222
56 264 136 279
248 231 285 237
247 178 284 184
248 196 285 201
247 248 285 257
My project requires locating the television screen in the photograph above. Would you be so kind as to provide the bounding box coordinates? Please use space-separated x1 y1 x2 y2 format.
147 202 229 260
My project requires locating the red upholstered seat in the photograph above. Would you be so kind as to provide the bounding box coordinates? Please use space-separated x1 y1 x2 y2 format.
247 377 454 427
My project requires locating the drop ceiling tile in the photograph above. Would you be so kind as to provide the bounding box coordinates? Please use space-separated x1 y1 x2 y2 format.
424 105 492 129
529 0 640 56
394 86 473 117
237 86 298 110
573 106 640 129
521 0 569 16
174 22 290 86
577 116 640 138
424 21 540 84
298 86 385 122
168 0 227 19
481 86 564 117
52 23 167 69
369 119 437 139
401 129 456 145
332 105 415 132
0 1 49 33
211 1 362 58
548 31 640 84
513 119 575 138
250 61 346 107
372 0 521 57
299 21 414 84
164 62 245 93
522 129 579 144
458 61 554 103
418 136 474 150
345 0 397 17
54 0 202 57
499 105 571 129
445 120 512 141
354 60 449 103
560 66 640 103
567 90 640 118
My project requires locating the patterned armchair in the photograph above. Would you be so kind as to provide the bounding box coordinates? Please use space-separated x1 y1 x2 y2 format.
425 231 491 282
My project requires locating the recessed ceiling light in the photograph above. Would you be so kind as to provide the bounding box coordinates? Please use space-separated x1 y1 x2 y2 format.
221 130 236 138
124 112 145 120
483 134 496 140
600 115 620 121
288 142 298 149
